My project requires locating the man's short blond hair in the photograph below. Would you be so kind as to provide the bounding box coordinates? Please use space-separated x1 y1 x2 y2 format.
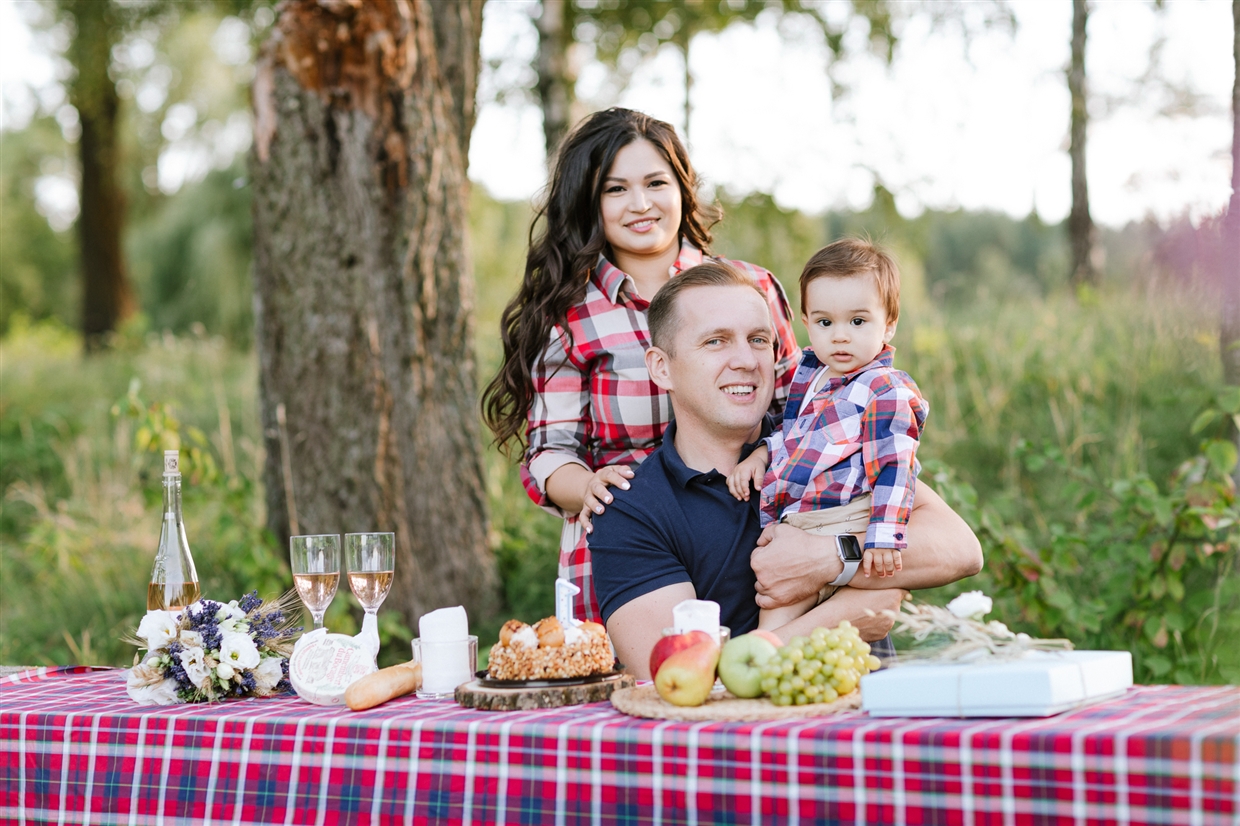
648 261 765 354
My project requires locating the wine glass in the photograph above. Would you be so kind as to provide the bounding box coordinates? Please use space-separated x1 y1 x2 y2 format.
345 533 395 619
290 534 340 629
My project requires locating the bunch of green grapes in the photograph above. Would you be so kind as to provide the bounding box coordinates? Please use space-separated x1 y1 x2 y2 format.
759 621 883 706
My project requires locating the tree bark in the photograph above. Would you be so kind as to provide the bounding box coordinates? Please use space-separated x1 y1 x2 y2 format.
251 0 499 629
536 0 576 161
65 0 134 349
1068 0 1098 289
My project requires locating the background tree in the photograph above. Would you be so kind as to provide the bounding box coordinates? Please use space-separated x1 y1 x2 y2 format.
55 0 135 349
1067 0 1098 288
250 0 499 628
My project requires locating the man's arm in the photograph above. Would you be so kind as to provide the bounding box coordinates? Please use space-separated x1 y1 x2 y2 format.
772 587 905 643
606 583 697 680
751 483 982 609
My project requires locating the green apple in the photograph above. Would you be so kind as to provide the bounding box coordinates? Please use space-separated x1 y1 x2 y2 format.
653 639 720 706
717 633 779 698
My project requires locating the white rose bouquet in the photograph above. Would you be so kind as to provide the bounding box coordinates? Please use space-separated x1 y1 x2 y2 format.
125 591 301 705
880 592 1072 663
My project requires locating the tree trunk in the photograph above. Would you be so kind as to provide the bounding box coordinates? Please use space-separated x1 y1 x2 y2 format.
251 0 499 630
1223 0 1240 484
1068 0 1097 289
536 0 576 161
66 0 134 349
676 26 693 143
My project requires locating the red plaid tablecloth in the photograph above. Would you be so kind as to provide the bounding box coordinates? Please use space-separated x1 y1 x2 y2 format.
2 667 1236 825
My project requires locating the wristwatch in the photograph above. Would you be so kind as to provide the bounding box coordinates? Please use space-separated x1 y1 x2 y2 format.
829 534 864 587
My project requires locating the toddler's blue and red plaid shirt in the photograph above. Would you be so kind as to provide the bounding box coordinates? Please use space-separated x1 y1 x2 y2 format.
761 345 928 549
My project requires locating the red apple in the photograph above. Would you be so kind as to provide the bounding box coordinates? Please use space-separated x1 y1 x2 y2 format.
654 639 721 706
648 630 713 680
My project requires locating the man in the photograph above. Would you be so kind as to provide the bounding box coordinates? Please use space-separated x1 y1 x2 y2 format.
589 262 983 678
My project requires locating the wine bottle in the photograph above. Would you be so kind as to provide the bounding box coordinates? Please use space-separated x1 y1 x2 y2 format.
148 449 201 611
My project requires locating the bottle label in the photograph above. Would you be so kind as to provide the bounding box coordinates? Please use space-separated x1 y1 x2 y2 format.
164 452 179 474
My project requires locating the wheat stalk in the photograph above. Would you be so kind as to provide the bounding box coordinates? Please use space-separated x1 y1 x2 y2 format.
876 600 1073 664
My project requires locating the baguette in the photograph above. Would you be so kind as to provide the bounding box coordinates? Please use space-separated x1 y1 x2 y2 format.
345 661 422 711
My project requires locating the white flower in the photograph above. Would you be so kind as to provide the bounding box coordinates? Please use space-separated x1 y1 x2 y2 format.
216 662 235 681
178 630 203 649
254 656 284 694
127 677 180 706
137 610 181 651
219 631 260 670
216 601 249 633
177 646 212 689
947 591 993 620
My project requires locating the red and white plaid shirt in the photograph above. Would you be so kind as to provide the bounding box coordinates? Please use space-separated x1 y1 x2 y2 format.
520 241 800 621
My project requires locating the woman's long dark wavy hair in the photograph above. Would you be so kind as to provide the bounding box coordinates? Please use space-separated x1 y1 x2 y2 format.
482 108 719 457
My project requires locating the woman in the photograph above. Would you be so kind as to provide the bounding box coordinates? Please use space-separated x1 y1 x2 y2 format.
482 108 799 621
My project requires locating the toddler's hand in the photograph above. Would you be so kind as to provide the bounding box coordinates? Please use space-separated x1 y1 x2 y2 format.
863 547 903 578
727 453 767 501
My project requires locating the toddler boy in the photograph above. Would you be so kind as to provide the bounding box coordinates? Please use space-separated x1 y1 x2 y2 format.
727 238 928 629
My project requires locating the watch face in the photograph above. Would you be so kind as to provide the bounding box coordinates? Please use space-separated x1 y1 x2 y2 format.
837 534 864 562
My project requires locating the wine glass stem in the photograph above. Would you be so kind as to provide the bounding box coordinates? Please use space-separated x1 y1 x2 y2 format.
312 611 324 629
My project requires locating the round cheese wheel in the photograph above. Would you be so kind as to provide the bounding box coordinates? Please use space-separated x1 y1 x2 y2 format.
289 631 378 706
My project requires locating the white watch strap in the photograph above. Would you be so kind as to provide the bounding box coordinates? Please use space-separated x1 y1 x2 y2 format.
829 556 861 587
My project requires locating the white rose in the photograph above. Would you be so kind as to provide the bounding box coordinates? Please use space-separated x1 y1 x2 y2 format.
216 602 248 632
219 631 260 670
947 591 993 620
127 677 180 706
254 656 284 694
177 646 212 689
216 662 235 681
137 611 180 651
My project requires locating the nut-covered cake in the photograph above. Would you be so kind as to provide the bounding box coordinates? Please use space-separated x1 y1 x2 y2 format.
487 617 614 681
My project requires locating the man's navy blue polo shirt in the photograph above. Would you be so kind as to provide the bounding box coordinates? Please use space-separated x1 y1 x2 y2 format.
589 420 765 635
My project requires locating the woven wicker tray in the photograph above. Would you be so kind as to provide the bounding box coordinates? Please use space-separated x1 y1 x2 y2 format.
609 683 862 721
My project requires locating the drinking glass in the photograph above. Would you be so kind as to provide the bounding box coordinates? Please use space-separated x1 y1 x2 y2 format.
290 534 341 629
345 532 395 618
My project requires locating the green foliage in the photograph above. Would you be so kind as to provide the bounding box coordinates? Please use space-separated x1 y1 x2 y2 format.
126 165 254 344
0 327 285 666
0 117 78 334
926 428 1239 685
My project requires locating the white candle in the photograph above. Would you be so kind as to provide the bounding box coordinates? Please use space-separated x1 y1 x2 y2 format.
418 606 471 695
673 599 721 643
555 578 581 627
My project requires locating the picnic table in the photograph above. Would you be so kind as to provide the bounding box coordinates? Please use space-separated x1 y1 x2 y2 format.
2 666 1236 825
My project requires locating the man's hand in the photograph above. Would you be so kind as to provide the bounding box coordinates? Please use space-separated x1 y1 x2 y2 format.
751 523 841 609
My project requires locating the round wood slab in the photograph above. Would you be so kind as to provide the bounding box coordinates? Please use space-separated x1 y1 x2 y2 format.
456 671 635 710
609 683 862 721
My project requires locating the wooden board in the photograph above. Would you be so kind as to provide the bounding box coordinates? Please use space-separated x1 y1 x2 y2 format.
456 672 635 710
609 683 862 721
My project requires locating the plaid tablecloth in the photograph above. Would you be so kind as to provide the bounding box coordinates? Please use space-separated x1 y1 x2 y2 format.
2 666 1236 825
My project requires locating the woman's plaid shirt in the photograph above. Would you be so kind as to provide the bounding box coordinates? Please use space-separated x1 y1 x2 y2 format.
520 242 799 621
760 345 928 550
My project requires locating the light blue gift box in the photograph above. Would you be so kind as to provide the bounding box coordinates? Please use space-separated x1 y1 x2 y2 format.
860 650 1134 717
